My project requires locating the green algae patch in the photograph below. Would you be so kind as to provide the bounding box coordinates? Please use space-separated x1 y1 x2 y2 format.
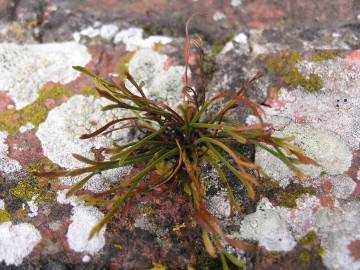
265 50 323 92
311 51 337 62
10 176 56 203
0 209 11 223
261 179 316 208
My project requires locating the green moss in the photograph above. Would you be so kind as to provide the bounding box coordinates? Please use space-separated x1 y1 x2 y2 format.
10 176 55 203
301 74 323 92
265 50 323 92
298 231 325 258
299 251 311 262
299 231 318 246
28 158 61 174
311 51 337 62
262 179 316 209
281 67 304 87
276 183 316 208
269 251 285 262
265 50 303 74
0 209 11 223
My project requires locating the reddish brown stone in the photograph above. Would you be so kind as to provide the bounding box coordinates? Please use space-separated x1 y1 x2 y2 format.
320 180 333 194
320 197 335 208
349 240 360 261
6 129 44 168
0 92 14 113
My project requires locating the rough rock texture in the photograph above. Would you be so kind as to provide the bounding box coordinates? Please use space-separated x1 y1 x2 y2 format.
0 0 359 269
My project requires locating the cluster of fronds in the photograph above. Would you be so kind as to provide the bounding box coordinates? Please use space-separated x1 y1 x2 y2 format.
35 14 317 268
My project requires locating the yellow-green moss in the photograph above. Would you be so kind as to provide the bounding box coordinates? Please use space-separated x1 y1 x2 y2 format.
276 183 316 208
28 158 61 174
311 51 337 62
10 176 55 203
269 251 285 262
0 209 11 223
299 251 311 262
298 231 325 257
265 50 303 74
0 84 97 136
265 50 323 92
299 231 318 246
281 67 304 87
262 179 316 209
301 74 323 92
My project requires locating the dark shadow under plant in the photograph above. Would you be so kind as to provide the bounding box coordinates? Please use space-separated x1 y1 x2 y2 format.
34 14 317 269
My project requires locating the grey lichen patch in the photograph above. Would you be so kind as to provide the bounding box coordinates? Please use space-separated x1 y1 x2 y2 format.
36 95 132 192
255 123 352 186
240 195 360 270
0 221 42 266
239 198 296 252
67 205 106 255
113 27 172 51
127 49 184 109
0 42 91 110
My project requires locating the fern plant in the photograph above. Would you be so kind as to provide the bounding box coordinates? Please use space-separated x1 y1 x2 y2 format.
35 14 316 269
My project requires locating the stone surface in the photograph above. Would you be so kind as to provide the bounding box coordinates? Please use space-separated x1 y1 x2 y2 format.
0 1 359 269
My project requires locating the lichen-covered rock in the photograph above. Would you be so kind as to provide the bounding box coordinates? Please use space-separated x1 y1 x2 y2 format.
240 198 296 252
127 49 184 108
67 205 106 255
0 1 359 269
0 131 22 175
0 42 91 109
0 221 41 266
255 123 353 187
36 95 132 191
239 195 360 270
